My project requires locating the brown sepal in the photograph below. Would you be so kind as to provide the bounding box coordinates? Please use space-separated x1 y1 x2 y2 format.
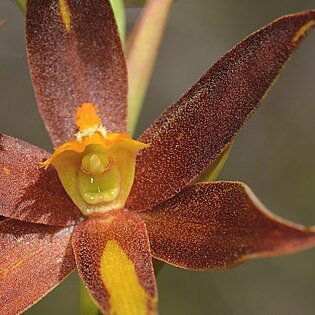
26 0 128 147
127 10 315 211
0 134 81 226
141 182 315 270
0 219 75 315
72 211 157 314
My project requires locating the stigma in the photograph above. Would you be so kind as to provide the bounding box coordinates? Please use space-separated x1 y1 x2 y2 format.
42 103 148 216
78 152 120 205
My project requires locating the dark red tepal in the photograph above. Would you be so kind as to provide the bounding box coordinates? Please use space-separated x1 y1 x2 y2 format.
0 1 315 314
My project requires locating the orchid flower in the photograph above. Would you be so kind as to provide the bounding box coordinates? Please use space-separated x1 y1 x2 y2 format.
1 1 315 315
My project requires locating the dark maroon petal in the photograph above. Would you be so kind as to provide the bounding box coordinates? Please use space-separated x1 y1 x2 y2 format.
73 211 158 314
0 134 81 226
0 219 75 315
140 182 315 270
127 11 315 211
26 0 128 147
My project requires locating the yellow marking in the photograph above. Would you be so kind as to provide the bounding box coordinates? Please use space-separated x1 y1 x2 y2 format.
0 247 44 280
2 167 10 175
292 20 315 43
100 240 156 315
59 0 71 32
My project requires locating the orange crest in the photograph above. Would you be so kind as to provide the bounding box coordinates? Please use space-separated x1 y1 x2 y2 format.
75 103 102 131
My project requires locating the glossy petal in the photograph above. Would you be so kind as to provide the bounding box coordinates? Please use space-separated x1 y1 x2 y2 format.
140 182 315 270
73 211 158 315
0 219 75 315
26 0 128 147
127 10 315 211
0 134 81 226
126 0 173 134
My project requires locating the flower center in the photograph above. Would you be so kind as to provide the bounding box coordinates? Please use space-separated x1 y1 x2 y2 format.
42 103 148 216
78 152 120 205
81 152 110 175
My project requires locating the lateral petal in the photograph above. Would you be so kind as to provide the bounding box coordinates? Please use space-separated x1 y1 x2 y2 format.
0 219 75 315
127 10 315 211
26 0 128 147
141 182 315 270
73 211 158 315
0 134 81 226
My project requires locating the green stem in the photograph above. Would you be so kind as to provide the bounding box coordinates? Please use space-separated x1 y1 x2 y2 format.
15 0 26 12
80 281 99 315
109 0 126 42
126 0 174 135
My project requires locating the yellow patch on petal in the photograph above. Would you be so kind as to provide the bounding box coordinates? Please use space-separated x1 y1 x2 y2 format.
292 20 315 43
42 103 148 216
100 240 156 315
59 0 71 32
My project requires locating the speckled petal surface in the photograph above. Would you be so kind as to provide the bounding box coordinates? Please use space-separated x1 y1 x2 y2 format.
140 182 315 270
26 0 127 147
0 219 75 315
73 211 158 315
0 134 81 226
127 10 315 211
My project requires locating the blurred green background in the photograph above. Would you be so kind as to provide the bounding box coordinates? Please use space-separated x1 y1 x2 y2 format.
1 1 315 314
